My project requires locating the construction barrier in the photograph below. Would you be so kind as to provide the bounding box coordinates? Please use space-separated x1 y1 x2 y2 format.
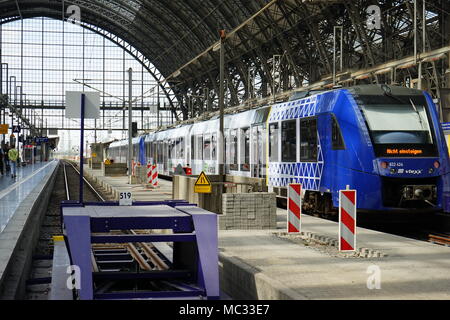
339 189 357 251
147 163 158 188
287 183 302 233
131 160 137 177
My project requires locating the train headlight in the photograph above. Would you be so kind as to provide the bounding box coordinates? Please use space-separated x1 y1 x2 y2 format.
434 161 440 169
403 186 414 199
381 161 388 169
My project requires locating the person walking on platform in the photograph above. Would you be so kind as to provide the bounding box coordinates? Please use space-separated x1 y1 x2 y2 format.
3 143 10 173
8 146 18 179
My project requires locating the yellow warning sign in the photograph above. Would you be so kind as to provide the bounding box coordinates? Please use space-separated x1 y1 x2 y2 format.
92 153 97 158
104 159 111 165
194 171 212 193
0 124 8 134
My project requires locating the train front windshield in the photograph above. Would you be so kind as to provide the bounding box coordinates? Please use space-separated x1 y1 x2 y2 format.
358 95 438 157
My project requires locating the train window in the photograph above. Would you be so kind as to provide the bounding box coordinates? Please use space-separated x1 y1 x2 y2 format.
151 142 156 163
282 120 297 162
163 142 168 170
204 135 211 160
157 142 163 164
191 135 195 161
178 137 184 158
300 118 318 162
241 127 250 171
211 134 217 160
173 139 178 159
174 139 179 158
269 123 279 162
331 115 345 150
168 139 174 159
230 129 238 171
196 135 203 160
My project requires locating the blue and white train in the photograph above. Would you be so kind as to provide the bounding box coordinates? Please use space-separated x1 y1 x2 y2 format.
107 85 450 213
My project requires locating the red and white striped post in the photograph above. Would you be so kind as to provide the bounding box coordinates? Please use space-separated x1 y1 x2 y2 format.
147 162 153 187
339 189 357 252
147 164 158 188
287 184 302 233
151 165 158 187
131 160 137 177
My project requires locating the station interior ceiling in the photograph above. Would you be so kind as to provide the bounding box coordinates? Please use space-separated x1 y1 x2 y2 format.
0 0 448 139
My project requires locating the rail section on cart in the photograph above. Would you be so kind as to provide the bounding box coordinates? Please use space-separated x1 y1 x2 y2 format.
52 200 219 300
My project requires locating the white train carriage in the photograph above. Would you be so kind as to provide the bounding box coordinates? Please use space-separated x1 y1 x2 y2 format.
145 125 191 176
107 137 142 164
224 107 270 178
108 105 270 179
188 118 219 175
108 139 128 163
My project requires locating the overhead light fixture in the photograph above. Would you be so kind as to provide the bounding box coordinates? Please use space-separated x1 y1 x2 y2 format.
212 43 221 52
172 70 181 78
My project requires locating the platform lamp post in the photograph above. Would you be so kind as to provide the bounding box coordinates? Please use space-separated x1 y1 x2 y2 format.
217 29 226 183
128 68 133 184
17 85 22 151
9 76 16 131
1 63 8 145
9 76 17 147
79 93 86 204
157 80 160 129
22 93 26 146
333 26 343 86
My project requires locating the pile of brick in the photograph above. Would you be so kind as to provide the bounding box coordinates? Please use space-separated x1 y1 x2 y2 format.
219 193 277 230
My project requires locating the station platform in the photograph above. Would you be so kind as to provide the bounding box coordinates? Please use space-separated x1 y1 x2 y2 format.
84 166 172 201
0 160 59 298
219 209 450 300
82 167 450 300
0 160 59 233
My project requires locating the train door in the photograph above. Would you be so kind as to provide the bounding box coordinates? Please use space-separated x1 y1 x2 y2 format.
190 135 195 168
251 124 267 178
163 142 168 172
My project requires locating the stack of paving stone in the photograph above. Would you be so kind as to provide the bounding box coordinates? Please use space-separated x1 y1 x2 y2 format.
219 193 277 230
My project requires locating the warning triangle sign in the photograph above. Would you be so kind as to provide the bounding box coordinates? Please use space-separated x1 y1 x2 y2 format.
195 171 211 186
194 171 212 194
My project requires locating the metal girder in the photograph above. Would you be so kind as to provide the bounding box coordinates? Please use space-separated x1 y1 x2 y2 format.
0 0 447 119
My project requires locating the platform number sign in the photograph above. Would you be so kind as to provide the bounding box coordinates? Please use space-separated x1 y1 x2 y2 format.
119 191 132 206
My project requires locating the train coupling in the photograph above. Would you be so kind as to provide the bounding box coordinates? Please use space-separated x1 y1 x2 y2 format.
402 185 437 201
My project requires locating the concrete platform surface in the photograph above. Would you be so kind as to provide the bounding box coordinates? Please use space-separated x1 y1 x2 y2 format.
0 160 59 233
84 167 172 202
80 168 450 300
0 160 59 298
219 208 450 300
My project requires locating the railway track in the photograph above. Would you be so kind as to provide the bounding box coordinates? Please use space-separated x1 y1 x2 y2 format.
63 160 105 202
428 233 450 247
64 161 171 291
25 160 107 299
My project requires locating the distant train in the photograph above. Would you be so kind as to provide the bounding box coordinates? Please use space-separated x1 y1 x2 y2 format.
107 85 450 213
